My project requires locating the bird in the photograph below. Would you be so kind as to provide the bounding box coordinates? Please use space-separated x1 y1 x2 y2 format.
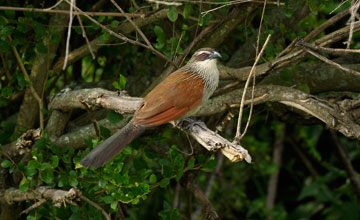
80 48 222 168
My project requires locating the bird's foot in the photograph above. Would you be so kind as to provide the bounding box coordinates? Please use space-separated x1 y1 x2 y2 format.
177 117 206 131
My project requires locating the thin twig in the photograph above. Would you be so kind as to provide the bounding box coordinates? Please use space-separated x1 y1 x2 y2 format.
287 137 319 177
44 0 65 10
330 130 360 197
110 0 154 50
234 34 271 143
146 0 182 5
266 125 284 220
21 199 46 215
117 202 125 220
299 44 360 77
76 14 95 59
177 0 283 6
0 6 145 17
179 24 215 66
240 0 267 140
299 40 360 54
9 36 44 131
63 0 178 68
346 0 360 48
63 0 75 70
275 36 302 58
304 8 351 42
79 194 111 220
330 0 348 14
0 51 11 81
192 153 224 220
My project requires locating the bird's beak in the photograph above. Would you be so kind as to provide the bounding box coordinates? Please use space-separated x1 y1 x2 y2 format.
211 51 222 59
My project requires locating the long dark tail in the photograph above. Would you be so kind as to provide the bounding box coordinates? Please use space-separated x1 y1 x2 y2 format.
80 122 145 168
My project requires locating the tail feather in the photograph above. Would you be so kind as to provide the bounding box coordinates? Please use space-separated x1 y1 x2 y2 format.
80 122 145 168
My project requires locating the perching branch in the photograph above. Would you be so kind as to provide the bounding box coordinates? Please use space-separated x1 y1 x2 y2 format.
49 88 251 163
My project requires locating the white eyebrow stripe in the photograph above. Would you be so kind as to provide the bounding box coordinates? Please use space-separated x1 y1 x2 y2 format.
197 51 211 54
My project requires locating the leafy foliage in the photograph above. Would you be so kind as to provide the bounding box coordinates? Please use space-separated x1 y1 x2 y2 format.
0 0 359 220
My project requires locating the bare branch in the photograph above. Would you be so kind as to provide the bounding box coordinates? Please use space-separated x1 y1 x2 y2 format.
181 172 219 220
146 0 182 6
63 0 178 68
298 42 360 77
330 130 360 197
266 125 285 219
76 14 95 59
52 9 169 72
0 187 79 207
62 0 75 70
235 34 271 143
79 193 111 220
0 6 145 17
9 36 45 131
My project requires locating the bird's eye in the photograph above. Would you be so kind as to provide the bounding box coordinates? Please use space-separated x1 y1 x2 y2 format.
201 53 207 58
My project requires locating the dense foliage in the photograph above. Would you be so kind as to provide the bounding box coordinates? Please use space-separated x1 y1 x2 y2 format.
0 0 360 220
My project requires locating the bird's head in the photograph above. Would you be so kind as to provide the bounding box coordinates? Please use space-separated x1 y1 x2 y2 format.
189 48 222 63
187 48 222 76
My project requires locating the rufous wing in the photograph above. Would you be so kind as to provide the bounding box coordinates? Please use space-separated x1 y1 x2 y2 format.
133 70 204 126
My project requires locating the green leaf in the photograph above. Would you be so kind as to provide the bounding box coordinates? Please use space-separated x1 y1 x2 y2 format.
0 39 9 52
51 155 59 168
154 25 165 50
204 159 217 170
187 157 195 170
174 154 185 169
175 169 183 181
1 159 12 168
97 56 107 67
103 195 114 204
106 110 123 124
1 86 13 98
110 20 120 28
35 42 48 54
69 212 83 220
40 169 54 184
197 154 206 164
159 178 170 188
111 201 118 210
167 7 178 22
19 177 29 191
112 81 120 90
69 178 78 187
27 215 36 220
27 160 38 169
119 74 126 90
183 4 193 19
149 174 157 184
140 183 150 192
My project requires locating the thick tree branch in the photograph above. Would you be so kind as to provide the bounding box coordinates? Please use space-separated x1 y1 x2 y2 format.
0 187 78 207
199 85 360 140
49 88 251 162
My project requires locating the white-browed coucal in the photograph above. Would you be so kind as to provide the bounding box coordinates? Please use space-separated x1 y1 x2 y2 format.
80 48 222 168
